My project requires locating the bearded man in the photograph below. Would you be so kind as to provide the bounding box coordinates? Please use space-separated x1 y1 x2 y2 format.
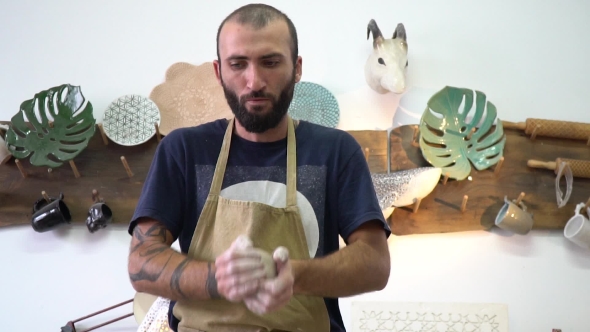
127 4 391 331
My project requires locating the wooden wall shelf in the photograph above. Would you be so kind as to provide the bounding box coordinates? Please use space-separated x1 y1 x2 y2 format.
0 123 157 229
382 126 590 235
1 122 589 236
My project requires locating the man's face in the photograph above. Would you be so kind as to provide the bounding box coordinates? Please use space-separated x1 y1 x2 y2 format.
214 19 302 133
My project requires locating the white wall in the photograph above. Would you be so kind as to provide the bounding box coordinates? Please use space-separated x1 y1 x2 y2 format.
1 1 589 331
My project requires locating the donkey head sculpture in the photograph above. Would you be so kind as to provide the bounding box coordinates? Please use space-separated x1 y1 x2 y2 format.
365 19 408 94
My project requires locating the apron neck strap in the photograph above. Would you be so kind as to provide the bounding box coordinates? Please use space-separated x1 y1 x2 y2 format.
208 118 234 197
286 116 297 207
209 117 298 208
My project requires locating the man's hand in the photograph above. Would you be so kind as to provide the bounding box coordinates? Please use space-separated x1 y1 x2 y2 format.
244 247 294 315
215 235 267 302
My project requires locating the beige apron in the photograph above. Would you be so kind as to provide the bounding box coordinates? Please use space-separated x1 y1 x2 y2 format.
173 117 330 332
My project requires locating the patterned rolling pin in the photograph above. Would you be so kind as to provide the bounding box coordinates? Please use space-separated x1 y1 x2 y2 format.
527 157 590 179
502 118 590 142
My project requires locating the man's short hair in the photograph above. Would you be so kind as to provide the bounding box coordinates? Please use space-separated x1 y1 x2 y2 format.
216 4 299 65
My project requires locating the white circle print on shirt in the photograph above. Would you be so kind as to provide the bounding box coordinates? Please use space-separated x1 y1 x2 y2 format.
219 180 319 258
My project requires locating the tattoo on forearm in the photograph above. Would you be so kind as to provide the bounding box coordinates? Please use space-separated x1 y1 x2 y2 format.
206 262 220 299
129 251 174 282
129 223 175 284
170 258 191 299
131 224 168 254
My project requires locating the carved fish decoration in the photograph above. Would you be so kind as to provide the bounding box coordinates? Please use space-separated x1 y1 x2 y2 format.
371 167 442 219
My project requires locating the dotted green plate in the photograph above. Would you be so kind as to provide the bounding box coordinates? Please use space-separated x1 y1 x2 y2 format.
288 82 339 128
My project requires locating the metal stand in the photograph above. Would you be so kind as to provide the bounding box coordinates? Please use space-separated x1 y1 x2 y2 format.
60 299 133 332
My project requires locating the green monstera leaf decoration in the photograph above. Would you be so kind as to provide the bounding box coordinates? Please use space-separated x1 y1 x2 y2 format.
5 84 96 168
419 86 506 181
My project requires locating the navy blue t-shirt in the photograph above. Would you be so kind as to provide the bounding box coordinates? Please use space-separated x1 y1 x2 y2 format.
129 119 390 331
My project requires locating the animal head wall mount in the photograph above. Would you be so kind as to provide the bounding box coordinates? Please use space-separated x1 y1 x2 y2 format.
365 19 408 94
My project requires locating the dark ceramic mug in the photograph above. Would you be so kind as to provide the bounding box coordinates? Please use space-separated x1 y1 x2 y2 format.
86 202 113 233
31 197 72 232
32 193 64 214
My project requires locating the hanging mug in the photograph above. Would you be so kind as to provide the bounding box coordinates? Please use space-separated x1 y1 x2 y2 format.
32 193 64 214
86 202 113 233
495 196 534 235
564 202 590 249
31 194 72 232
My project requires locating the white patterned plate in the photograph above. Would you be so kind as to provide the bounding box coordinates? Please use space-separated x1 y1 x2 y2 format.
102 95 161 146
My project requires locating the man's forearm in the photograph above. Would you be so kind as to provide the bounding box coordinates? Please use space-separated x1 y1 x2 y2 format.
127 222 220 302
291 235 390 298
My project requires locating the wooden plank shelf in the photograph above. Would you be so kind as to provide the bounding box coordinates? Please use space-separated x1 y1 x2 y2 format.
382 125 590 236
2 122 589 236
0 123 157 229
346 130 389 173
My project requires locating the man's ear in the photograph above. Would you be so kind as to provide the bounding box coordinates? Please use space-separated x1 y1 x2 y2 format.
295 56 302 83
213 60 222 85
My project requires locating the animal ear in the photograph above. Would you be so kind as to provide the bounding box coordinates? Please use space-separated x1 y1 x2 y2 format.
367 19 384 48
393 23 407 41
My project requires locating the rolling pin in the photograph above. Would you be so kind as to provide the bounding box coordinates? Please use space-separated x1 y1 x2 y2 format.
527 158 590 178
502 118 590 141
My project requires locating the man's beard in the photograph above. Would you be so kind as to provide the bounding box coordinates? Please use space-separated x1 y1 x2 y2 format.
221 72 296 133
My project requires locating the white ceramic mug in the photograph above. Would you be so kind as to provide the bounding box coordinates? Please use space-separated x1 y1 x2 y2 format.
564 202 590 249
0 134 12 165
495 196 534 235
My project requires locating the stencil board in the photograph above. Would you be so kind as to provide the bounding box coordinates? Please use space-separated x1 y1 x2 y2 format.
351 301 508 332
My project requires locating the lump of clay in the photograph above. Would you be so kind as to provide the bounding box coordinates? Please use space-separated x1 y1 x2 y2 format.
254 248 277 278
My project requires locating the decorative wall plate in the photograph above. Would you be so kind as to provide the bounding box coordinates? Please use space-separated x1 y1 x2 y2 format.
288 81 340 128
102 95 161 146
419 86 506 181
150 62 233 136
4 84 96 168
